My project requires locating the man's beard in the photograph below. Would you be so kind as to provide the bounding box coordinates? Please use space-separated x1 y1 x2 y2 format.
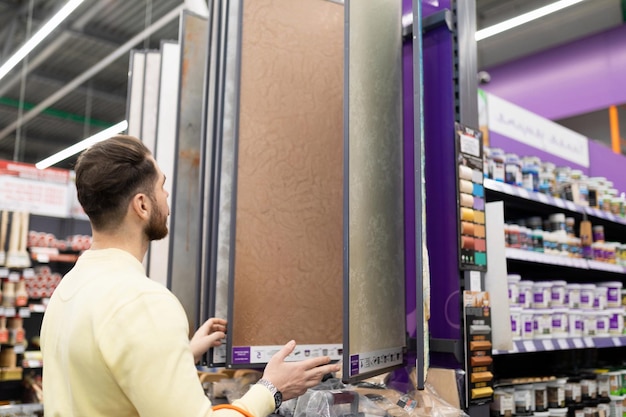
145 201 168 241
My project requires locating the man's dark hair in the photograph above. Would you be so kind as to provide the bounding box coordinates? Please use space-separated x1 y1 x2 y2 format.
74 135 158 231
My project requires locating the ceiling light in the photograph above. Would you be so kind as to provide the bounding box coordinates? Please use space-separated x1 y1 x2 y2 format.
36 120 128 170
0 0 85 82
475 0 586 41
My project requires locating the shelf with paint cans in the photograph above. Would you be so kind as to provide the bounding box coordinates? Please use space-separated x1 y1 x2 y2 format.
506 248 626 275
492 335 626 355
484 179 626 229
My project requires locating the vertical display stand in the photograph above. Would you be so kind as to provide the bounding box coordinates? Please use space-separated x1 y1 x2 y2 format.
422 0 491 415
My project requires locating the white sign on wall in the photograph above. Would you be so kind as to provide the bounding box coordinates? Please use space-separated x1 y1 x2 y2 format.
0 175 70 218
487 93 590 168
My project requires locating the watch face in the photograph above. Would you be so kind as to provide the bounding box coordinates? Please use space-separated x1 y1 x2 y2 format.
274 391 282 409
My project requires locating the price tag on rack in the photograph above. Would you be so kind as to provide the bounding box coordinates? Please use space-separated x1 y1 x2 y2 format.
612 337 623 347
19 308 31 318
517 189 530 199
8 271 20 282
0 268 8 278
537 194 549 204
572 338 584 349
557 339 569 350
554 199 565 208
523 340 536 352
583 337 595 348
542 339 555 351
22 268 35 279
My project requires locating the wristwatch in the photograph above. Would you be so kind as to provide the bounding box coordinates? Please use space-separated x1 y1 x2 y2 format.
257 378 282 411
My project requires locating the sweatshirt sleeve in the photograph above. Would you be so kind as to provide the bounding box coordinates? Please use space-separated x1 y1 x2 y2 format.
97 290 275 417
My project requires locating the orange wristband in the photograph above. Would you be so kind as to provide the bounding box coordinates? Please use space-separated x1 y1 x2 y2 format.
212 403 255 417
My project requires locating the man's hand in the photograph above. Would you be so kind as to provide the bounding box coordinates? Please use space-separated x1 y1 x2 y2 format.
261 340 341 401
190 318 227 363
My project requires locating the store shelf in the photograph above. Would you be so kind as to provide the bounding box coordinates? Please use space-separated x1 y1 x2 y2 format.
0 403 43 414
484 179 626 225
493 335 626 355
0 307 31 319
29 247 78 263
506 248 626 274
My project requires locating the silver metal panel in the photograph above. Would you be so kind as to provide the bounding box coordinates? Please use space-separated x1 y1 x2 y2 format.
168 11 209 330
141 50 162 154
126 50 146 137
343 0 406 383
148 41 181 288
207 0 241 366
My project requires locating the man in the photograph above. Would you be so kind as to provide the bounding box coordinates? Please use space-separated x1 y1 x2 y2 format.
40 135 339 416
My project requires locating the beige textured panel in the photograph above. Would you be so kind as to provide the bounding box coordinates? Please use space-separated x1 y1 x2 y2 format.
232 0 344 346
348 0 405 354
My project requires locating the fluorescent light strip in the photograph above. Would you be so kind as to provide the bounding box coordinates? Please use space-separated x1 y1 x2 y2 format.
36 120 128 169
475 0 586 41
0 0 85 81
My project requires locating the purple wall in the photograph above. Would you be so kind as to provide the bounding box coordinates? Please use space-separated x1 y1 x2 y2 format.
482 24 626 121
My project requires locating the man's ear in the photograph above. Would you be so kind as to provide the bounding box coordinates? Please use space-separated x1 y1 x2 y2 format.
131 193 151 220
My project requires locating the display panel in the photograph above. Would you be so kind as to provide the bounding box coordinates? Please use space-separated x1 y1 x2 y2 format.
168 12 209 330
343 0 406 383
227 0 344 367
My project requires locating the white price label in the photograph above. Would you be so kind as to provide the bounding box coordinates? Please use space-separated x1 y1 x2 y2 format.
542 340 555 351
8 272 20 282
583 337 595 348
557 339 569 350
518 189 530 199
4 307 16 317
572 338 584 348
0 268 8 278
523 340 536 352
22 268 35 279
537 194 549 204
565 201 577 211
612 337 623 347
19 308 30 318
37 254 50 263
554 199 565 208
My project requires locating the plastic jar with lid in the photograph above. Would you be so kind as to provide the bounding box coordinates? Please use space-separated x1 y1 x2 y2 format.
568 309 583 337
551 308 569 337
550 281 567 307
582 310 597 336
507 274 522 305
535 382 549 412
592 225 605 243
566 377 583 404
609 395 624 417
603 242 617 265
580 284 596 310
505 153 523 186
510 307 522 340
515 384 535 414
508 224 521 249
606 309 624 335
593 286 608 310
549 213 567 233
608 371 622 395
595 310 610 337
566 284 581 309
611 197 623 216
492 387 515 417
521 309 535 339
522 157 542 192
534 309 553 338
519 281 534 309
548 379 567 408
581 374 598 400
539 171 555 195
533 282 553 309
595 371 611 399
533 229 545 253
591 242 604 262
491 148 505 182
598 282 623 308
543 231 556 255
